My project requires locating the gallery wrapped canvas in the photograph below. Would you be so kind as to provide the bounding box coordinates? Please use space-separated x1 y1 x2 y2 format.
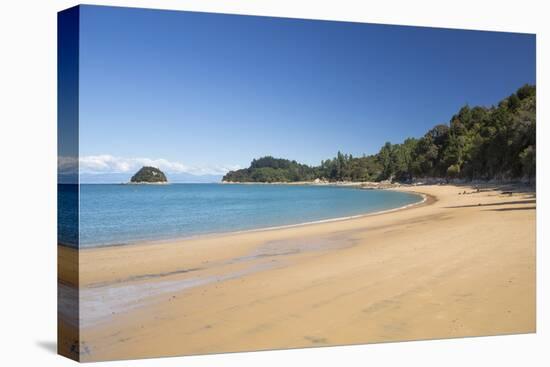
58 5 536 362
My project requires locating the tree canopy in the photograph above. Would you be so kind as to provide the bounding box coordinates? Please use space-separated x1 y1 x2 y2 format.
130 166 168 183
223 84 536 184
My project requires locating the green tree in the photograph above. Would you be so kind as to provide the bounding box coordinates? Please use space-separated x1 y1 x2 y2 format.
223 85 535 184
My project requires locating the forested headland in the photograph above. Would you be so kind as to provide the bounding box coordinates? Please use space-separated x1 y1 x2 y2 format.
222 84 536 184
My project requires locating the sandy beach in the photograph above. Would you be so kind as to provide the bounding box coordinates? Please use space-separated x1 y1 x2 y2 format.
58 184 536 361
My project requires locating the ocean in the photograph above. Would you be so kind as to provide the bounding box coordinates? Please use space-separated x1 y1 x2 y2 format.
61 183 422 248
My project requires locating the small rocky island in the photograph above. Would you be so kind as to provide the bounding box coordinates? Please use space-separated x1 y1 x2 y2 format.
130 166 168 184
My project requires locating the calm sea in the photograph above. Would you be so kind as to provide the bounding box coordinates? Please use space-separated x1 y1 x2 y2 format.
63 184 421 248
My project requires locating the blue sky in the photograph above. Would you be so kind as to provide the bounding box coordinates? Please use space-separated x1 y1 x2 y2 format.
78 5 535 176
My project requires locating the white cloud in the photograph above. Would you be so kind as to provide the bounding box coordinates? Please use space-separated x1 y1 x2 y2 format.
58 156 78 174
74 154 240 176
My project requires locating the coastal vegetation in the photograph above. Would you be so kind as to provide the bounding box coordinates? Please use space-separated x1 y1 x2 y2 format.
223 84 536 183
130 166 168 183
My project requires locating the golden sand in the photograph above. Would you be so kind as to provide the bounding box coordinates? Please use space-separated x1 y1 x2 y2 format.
58 184 536 361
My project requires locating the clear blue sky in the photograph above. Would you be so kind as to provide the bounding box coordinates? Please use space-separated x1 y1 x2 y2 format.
78 5 535 173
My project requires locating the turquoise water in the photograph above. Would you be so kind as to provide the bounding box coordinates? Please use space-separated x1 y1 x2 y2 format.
74 184 421 248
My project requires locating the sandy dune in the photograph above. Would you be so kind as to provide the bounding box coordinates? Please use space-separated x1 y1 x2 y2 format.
58 184 536 361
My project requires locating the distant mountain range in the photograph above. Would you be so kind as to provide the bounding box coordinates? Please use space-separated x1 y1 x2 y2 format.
77 172 223 184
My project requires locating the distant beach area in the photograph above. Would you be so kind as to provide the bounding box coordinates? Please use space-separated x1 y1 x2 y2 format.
58 183 536 361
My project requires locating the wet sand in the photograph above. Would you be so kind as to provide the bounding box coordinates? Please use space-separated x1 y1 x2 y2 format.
58 184 536 361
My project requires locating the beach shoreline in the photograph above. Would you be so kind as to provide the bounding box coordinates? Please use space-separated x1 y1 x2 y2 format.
59 183 536 361
70 188 429 250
